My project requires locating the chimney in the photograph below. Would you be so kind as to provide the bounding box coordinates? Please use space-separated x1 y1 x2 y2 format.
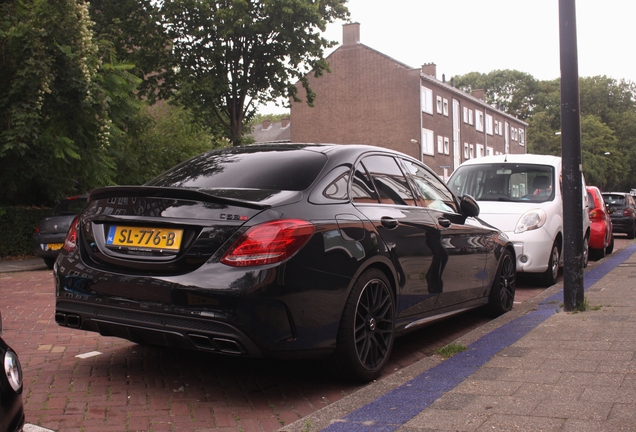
262 119 271 129
472 89 485 100
421 63 436 79
343 22 360 45
281 117 290 128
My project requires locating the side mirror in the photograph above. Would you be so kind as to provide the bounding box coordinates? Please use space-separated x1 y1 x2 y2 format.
460 195 480 217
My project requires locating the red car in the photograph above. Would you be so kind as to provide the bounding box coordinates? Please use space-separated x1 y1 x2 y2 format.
586 186 614 260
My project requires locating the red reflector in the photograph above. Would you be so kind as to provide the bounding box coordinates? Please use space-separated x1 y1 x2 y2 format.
221 219 315 267
63 215 80 252
624 209 631 217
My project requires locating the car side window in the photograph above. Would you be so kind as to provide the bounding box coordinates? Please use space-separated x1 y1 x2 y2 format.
351 163 380 203
353 155 416 206
400 159 457 212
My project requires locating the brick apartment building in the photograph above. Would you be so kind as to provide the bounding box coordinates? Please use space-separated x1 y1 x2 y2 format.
290 23 527 179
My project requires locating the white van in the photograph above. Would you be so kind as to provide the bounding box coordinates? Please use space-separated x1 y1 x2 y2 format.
448 154 590 286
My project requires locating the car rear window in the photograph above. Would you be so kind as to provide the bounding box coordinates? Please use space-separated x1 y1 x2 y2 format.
603 194 626 206
147 148 328 191
52 197 88 216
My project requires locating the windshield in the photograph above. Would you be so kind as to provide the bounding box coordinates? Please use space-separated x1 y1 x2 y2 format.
448 163 556 203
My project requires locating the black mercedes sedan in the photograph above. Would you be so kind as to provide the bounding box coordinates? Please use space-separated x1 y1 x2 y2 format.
54 143 515 381
1 312 25 432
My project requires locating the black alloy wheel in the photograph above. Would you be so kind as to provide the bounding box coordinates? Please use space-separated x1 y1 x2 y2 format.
333 269 395 382
487 249 516 316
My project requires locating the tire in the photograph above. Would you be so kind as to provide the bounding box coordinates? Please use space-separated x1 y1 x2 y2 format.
582 235 589 268
606 234 614 255
43 257 56 270
590 247 605 261
487 248 516 316
541 241 560 287
332 269 395 382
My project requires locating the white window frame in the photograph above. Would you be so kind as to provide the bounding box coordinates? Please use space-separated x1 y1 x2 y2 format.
464 142 470 158
421 127 435 156
486 146 494 156
475 111 484 132
519 128 525 146
436 95 443 114
443 98 449 116
437 135 444 154
469 109 474 125
443 137 450 155
463 107 469 123
485 114 493 135
476 143 485 158
421 85 433 115
494 120 500 135
469 144 474 158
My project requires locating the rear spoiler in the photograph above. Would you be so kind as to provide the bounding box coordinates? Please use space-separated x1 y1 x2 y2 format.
89 186 271 210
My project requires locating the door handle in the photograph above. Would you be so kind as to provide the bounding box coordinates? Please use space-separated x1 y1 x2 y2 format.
381 217 399 230
438 218 451 228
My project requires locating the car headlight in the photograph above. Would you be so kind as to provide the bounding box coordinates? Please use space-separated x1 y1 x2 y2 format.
515 209 547 234
4 349 23 393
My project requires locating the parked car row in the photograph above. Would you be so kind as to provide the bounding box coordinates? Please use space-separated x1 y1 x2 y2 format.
448 154 590 287
30 143 634 382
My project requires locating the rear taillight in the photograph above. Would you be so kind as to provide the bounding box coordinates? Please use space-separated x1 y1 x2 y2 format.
589 209 603 221
63 215 80 252
624 209 631 217
221 219 315 267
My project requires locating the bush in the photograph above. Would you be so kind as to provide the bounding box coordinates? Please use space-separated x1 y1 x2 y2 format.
0 207 51 258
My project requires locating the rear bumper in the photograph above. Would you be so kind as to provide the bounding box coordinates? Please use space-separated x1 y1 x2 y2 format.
55 300 264 357
33 233 66 258
610 217 634 234
589 221 609 249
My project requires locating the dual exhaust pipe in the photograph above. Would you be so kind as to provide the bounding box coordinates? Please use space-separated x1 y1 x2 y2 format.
55 312 81 328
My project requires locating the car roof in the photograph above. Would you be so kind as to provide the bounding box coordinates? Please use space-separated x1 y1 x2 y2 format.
212 142 424 164
457 153 562 167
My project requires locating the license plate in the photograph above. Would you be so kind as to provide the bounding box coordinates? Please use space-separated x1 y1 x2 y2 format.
106 225 183 251
46 243 63 251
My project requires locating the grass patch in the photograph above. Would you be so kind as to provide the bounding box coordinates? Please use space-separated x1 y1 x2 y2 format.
434 343 467 359
570 297 602 313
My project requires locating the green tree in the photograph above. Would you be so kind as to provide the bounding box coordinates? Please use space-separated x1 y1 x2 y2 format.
453 69 540 120
160 0 349 146
88 0 173 102
111 103 226 186
0 0 114 206
580 115 624 191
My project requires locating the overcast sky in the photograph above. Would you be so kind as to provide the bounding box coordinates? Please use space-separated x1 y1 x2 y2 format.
260 0 634 114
